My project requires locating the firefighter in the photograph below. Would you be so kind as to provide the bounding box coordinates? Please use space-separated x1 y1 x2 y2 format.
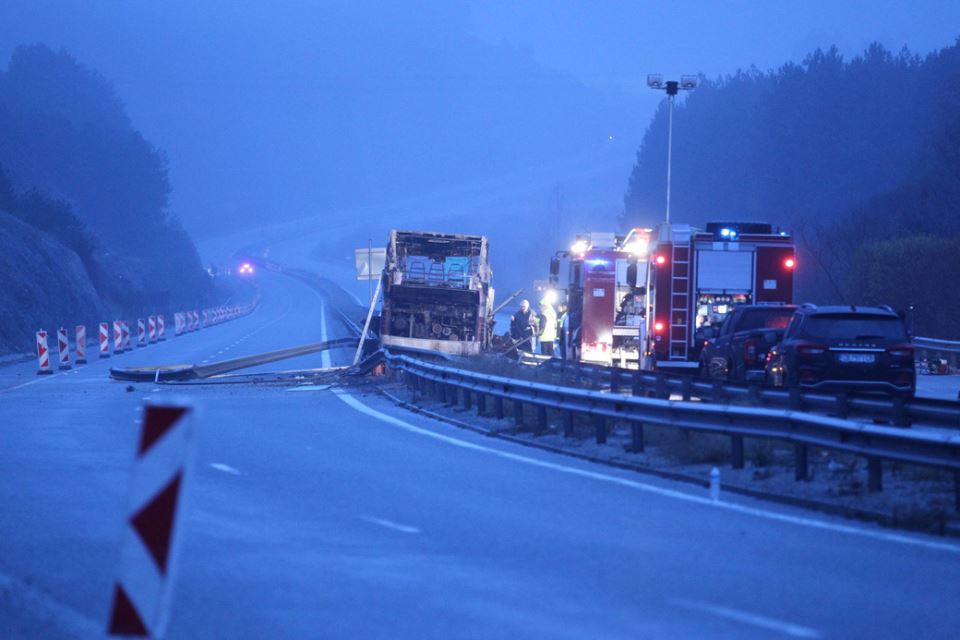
510 299 537 354
557 302 569 360
538 299 557 356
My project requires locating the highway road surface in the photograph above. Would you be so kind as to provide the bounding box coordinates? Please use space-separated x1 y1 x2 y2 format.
2 270 959 639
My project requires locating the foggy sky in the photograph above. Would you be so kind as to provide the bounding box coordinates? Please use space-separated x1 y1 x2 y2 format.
1 1 958 241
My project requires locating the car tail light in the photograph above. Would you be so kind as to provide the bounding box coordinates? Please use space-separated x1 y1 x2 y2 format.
796 342 826 357
655 255 666 265
886 344 914 358
744 337 759 366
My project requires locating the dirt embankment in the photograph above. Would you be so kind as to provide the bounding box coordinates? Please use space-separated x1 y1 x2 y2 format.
0 211 107 354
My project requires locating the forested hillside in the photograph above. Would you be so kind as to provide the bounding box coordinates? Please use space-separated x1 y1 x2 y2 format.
0 44 210 351
622 40 960 336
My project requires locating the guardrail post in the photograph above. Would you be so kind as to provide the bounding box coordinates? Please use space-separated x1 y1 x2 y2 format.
681 377 692 402
494 395 504 420
712 380 724 404
477 392 486 416
514 400 524 427
789 387 802 411
632 371 643 397
462 388 472 410
438 382 447 404
747 384 761 406
628 423 644 453
892 396 909 427
867 457 882 492
610 367 621 394
794 444 808 481
594 415 607 444
955 471 960 513
656 374 668 400
564 411 575 438
536 405 547 435
836 392 850 419
731 435 744 469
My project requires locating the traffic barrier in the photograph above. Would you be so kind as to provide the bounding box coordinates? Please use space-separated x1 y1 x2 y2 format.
75 325 87 364
175 313 184 336
201 310 209 328
158 315 166 341
100 322 111 358
107 402 194 637
193 310 199 331
148 316 157 343
36 330 53 374
123 321 132 351
114 320 124 353
57 326 71 370
137 319 146 347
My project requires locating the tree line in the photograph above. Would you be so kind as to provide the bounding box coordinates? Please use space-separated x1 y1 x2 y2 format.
622 40 960 337
0 44 209 315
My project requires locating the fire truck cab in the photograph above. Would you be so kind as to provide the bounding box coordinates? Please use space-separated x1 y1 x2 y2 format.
645 222 795 373
552 228 651 368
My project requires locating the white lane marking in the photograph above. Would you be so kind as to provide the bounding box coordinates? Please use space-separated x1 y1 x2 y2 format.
333 389 960 555
201 359 209 363
209 462 241 475
286 384 332 392
319 296 331 368
359 516 420 534
668 598 821 638
0 372 59 393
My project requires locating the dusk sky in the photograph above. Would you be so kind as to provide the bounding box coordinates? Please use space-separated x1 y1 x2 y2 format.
2 1 958 238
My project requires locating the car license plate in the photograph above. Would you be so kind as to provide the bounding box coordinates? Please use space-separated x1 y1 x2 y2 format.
838 353 875 364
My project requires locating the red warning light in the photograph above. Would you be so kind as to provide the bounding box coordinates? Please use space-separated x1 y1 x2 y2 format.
654 321 665 333
655 255 666 265
784 258 796 269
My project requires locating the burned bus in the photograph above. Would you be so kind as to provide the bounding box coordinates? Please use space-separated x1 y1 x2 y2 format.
379 230 494 356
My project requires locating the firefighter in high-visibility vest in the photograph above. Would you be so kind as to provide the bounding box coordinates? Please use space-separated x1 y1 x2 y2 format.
538 299 557 356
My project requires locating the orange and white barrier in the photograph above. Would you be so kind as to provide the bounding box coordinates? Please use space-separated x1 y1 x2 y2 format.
100 322 111 357
114 320 124 353
123 321 132 351
36 330 53 374
75 325 87 364
148 316 157 343
57 326 71 370
137 319 146 347
107 402 194 637
157 315 166 341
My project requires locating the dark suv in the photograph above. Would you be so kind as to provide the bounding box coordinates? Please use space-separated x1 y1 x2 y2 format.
699 304 797 382
765 305 915 396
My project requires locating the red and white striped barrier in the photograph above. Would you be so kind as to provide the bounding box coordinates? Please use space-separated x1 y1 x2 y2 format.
100 322 111 358
148 316 157 343
158 315 166 341
107 402 194 637
137 319 146 348
201 310 209 328
114 320 124 354
57 326 71 370
75 325 87 364
36 330 53 374
173 313 183 336
123 321 132 351
191 311 199 331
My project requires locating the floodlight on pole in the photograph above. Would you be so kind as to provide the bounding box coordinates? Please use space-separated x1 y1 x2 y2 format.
647 74 698 226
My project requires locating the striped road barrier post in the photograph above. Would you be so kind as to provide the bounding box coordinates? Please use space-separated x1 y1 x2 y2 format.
157 315 166 341
36 330 53 374
123 321 133 351
100 322 111 358
57 326 72 370
114 320 124 354
75 325 87 364
107 402 194 637
137 319 146 348
148 316 157 343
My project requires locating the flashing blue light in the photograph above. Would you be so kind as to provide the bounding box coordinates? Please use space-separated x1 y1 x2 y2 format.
584 258 610 267
720 227 738 239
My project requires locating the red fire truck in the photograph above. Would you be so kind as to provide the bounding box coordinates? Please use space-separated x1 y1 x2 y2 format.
549 228 652 368
644 221 795 372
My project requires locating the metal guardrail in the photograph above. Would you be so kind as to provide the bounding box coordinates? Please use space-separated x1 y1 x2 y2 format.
534 359 960 430
914 336 960 356
385 351 960 510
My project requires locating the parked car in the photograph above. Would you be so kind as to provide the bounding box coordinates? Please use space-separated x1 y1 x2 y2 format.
765 304 915 396
698 303 797 382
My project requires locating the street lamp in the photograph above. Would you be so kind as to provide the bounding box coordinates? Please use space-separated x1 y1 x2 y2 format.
647 74 698 225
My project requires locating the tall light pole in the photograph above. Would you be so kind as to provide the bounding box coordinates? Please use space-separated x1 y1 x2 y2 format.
647 75 698 226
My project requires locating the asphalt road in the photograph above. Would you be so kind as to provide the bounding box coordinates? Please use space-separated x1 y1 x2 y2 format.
2 270 960 639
